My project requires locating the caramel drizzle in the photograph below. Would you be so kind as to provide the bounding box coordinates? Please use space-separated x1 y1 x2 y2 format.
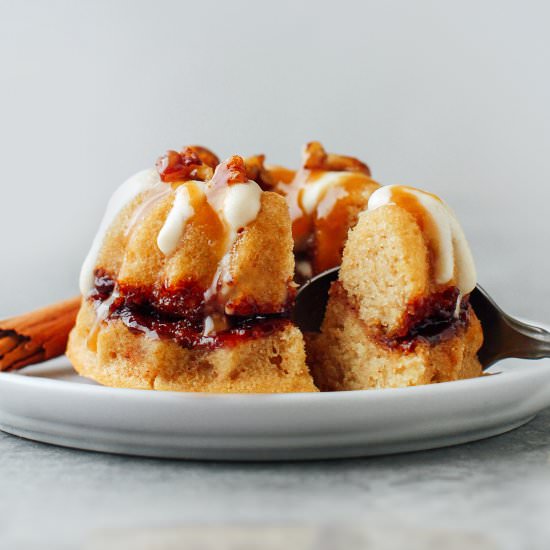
368 185 477 295
89 153 266 344
278 142 375 275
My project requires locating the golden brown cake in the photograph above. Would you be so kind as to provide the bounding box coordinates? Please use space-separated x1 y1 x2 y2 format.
247 142 380 280
306 185 483 390
67 147 317 393
67 142 483 394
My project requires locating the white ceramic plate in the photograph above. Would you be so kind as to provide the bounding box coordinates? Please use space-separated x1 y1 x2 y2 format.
1 352 550 461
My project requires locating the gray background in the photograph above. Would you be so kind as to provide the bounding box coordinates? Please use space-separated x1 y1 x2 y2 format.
2 1 550 549
1 0 549 319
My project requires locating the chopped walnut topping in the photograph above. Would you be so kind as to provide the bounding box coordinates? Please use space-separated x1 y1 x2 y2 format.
189 145 220 169
156 145 219 183
244 154 276 191
302 141 371 176
211 155 249 188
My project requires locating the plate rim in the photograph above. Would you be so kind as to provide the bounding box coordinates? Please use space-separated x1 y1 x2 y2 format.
0 355 549 403
2 317 549 401
2 357 550 460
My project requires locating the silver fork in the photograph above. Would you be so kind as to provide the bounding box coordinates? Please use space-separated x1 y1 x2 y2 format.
293 267 550 369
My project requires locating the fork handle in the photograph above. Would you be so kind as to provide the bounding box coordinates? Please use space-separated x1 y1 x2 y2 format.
502 314 550 360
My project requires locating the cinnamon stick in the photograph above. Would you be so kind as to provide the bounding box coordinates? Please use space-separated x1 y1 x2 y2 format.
0 297 81 372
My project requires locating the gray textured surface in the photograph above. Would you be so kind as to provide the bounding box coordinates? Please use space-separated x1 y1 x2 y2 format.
1 1 550 549
2 412 550 550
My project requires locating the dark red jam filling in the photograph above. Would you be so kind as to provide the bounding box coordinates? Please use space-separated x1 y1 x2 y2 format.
331 282 470 352
115 306 290 350
90 270 292 350
382 287 470 351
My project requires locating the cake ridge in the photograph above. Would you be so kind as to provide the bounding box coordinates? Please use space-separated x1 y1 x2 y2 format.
69 143 482 394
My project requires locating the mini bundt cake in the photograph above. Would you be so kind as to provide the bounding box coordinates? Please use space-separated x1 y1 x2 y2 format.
306 185 483 390
67 147 317 393
247 142 380 280
67 142 483 394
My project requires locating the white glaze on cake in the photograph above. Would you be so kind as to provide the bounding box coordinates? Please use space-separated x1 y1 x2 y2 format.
153 159 263 307
368 185 477 295
299 172 352 215
81 157 264 316
79 168 161 295
221 181 263 238
203 180 263 304
156 181 206 255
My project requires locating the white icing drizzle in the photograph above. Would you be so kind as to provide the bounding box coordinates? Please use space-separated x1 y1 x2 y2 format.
82 158 263 321
156 182 205 255
300 171 358 215
367 185 477 295
202 315 215 336
222 182 263 237
124 181 171 238
155 171 263 306
203 180 263 303
79 169 161 295
88 287 120 342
